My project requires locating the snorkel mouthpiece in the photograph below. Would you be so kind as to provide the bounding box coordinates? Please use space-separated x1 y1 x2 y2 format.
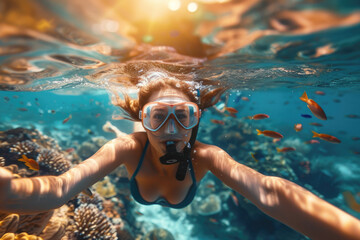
159 141 183 165
159 140 191 181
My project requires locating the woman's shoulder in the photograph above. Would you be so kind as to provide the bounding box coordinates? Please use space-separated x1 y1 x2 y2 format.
112 131 148 152
193 141 220 167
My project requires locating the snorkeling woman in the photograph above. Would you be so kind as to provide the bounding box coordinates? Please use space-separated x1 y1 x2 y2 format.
0 77 359 240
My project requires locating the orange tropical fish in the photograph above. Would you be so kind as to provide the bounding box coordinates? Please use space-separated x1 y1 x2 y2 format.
230 192 239 207
62 114 72 124
209 218 218 223
294 123 302 132
309 122 323 127
272 138 281 143
277 147 296 153
18 155 39 171
342 191 360 212
250 152 258 162
256 129 283 139
95 113 101 118
312 130 341 143
299 91 327 120
206 184 215 188
224 107 238 114
305 139 320 144
241 97 249 101
248 114 269 120
210 119 225 125
315 90 325 96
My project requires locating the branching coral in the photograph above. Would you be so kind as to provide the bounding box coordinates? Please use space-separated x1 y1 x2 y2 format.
0 214 19 236
9 140 39 156
37 149 71 175
0 157 5 167
74 204 118 240
0 232 43 240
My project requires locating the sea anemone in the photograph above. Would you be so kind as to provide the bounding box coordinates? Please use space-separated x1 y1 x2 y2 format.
74 204 118 240
37 149 71 175
9 140 39 156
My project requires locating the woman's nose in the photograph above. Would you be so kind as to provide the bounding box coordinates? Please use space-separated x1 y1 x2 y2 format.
165 118 178 134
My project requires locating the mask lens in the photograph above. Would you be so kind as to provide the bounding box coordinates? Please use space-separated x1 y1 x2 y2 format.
149 105 169 130
142 102 199 131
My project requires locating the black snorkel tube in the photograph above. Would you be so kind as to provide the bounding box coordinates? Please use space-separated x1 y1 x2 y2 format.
159 122 200 181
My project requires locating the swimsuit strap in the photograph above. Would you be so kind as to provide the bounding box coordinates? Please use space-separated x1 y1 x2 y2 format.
131 139 149 180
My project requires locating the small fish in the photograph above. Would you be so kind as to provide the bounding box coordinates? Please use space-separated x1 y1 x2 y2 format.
312 130 341 143
301 114 312 118
230 192 239 207
345 114 360 119
88 129 93 135
299 91 327 120
4 96 10 102
333 99 341 103
315 91 325 96
224 107 238 114
51 110 56 114
13 95 18 99
277 147 296 153
241 97 249 101
209 218 218 223
342 191 360 212
352 137 360 141
95 113 101 118
135 211 144 216
256 129 283 139
305 139 320 144
82 188 93 198
294 123 303 132
206 184 215 188
65 147 75 153
210 119 225 125
18 155 39 171
250 152 258 162
62 114 72 124
17 108 28 112
309 122 323 127
248 114 269 120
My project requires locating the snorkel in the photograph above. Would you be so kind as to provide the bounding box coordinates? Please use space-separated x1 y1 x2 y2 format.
159 121 199 181
158 93 201 181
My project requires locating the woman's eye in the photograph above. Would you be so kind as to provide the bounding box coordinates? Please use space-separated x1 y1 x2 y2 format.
153 113 166 120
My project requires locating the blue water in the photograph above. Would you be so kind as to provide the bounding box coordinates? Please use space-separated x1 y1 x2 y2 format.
1 0 360 239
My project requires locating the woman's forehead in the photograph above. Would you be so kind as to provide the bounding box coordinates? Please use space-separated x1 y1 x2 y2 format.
148 88 190 102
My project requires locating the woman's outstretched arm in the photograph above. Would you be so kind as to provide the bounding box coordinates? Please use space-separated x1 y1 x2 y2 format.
202 144 360 240
0 135 137 214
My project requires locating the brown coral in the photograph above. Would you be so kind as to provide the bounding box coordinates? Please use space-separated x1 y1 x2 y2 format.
74 204 117 240
0 157 5 167
9 140 39 155
37 149 71 175
0 232 43 240
0 214 19 236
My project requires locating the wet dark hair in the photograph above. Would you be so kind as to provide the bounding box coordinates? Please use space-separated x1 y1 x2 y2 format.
112 78 227 121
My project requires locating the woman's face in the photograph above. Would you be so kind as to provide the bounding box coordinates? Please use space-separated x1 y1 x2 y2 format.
144 87 193 154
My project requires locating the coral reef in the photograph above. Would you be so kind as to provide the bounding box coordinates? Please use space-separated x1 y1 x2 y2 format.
37 149 71 175
93 176 117 198
0 232 43 240
196 194 222 216
73 204 118 240
143 228 175 240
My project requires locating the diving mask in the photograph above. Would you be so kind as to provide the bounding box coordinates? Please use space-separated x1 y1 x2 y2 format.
139 98 200 132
